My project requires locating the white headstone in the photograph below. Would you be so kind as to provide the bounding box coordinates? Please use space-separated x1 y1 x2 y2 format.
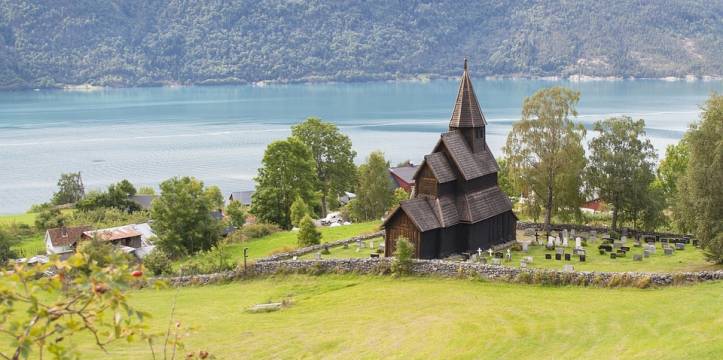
506 249 512 261
477 248 483 257
621 235 627 244
547 236 555 247
575 237 582 249
562 236 568 247
370 240 374 249
488 248 494 257
555 236 562 246
562 229 569 242
563 264 574 272
522 242 529 252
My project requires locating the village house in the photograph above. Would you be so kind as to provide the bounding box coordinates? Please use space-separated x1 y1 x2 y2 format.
44 225 92 259
80 223 157 259
228 190 254 206
389 164 418 193
383 60 517 259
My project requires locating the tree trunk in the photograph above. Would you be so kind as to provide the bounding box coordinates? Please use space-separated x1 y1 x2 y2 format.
544 182 554 236
611 206 618 232
320 192 328 218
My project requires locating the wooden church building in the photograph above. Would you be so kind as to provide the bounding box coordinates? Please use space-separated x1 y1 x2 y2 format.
383 60 517 259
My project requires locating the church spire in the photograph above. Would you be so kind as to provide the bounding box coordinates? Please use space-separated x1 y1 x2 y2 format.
449 59 486 129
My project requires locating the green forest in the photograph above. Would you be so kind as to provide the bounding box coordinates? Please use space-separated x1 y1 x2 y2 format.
0 0 721 89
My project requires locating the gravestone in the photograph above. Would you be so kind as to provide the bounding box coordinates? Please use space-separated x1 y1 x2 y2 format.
563 264 574 272
633 254 643 261
643 250 650 258
357 239 363 248
675 243 685 250
520 261 528 268
621 246 630 252
664 248 674 256
492 258 502 265
545 254 552 260
575 237 583 250
488 248 494 258
315 252 322 260
292 256 298 260
495 251 504 259
555 254 562 261
579 254 586 262
547 236 555 249
480 257 487 264
571 229 576 238
506 249 512 262
369 240 374 249
621 235 627 244
610 253 617 259
692 239 699 247
555 236 562 247
370 253 379 258
590 230 598 241
562 229 569 244
523 256 533 263
564 253 571 261
522 242 529 253
562 236 569 247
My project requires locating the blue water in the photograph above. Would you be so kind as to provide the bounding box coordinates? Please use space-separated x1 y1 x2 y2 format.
0 79 720 214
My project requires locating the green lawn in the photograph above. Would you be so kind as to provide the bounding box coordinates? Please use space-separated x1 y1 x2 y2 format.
175 221 381 268
0 212 37 226
56 275 723 359
300 236 385 259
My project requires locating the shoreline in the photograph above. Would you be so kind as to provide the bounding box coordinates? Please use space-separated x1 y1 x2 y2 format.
4 74 722 93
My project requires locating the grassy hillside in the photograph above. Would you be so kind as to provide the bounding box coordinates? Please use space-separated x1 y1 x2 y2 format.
58 275 723 359
0 1 721 89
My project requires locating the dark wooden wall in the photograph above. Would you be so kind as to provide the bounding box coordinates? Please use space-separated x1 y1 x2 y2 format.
384 211 421 257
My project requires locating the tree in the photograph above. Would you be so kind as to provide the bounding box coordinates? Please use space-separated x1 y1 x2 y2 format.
0 253 150 359
251 137 318 229
151 177 222 257
389 188 409 211
290 196 311 228
391 237 414 276
675 94 723 263
34 208 65 230
137 186 156 195
496 158 515 198
225 200 246 228
291 117 357 216
504 87 586 232
75 179 140 212
656 140 689 204
0 226 19 262
52 172 85 205
297 215 321 247
204 185 224 211
585 116 658 230
353 151 394 221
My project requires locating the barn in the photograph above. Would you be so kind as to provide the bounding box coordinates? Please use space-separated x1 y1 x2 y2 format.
383 60 517 259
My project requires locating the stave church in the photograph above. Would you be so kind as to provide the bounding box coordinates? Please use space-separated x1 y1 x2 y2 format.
383 60 517 259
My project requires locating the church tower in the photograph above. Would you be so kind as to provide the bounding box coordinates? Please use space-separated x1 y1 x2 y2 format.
448 59 487 153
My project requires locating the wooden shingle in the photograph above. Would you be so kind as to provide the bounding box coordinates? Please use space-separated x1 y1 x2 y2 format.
449 60 487 128
424 152 456 183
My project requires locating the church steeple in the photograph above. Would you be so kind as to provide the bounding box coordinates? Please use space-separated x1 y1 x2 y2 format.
449 59 487 152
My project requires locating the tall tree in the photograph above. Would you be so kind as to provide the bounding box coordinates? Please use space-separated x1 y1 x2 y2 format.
291 117 357 216
151 176 222 257
225 200 246 228
75 179 140 212
250 137 318 229
504 87 586 232
586 116 658 230
675 94 723 263
656 140 689 206
52 172 85 205
352 151 394 221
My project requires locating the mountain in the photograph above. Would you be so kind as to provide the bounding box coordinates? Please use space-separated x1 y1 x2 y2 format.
0 0 721 89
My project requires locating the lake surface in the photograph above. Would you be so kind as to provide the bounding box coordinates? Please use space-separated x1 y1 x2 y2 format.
0 79 720 214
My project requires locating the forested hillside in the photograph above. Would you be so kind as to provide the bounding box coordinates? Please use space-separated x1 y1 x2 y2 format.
0 0 721 89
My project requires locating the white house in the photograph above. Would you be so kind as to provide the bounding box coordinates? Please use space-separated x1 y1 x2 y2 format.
45 226 92 259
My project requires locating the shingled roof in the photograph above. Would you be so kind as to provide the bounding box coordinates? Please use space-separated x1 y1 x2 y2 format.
422 152 456 183
449 59 486 128
398 198 441 232
436 131 498 180
456 187 513 223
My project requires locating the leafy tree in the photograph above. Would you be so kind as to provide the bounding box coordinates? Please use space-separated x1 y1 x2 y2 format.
0 253 150 359
151 177 222 257
75 179 140 212
353 151 395 221
290 196 312 228
137 186 156 195
204 185 224 211
297 215 321 247
225 200 246 228
0 226 19 262
586 116 658 230
389 187 409 211
143 248 173 276
34 208 65 230
391 237 415 276
251 137 318 229
52 172 85 205
675 94 723 263
504 87 586 232
291 117 357 216
64 207 150 230
497 158 515 198
656 140 689 204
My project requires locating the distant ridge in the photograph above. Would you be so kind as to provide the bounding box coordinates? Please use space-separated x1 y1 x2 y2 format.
0 1 721 90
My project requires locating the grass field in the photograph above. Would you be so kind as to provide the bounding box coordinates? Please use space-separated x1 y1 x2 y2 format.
174 221 381 268
53 275 723 359
0 212 37 226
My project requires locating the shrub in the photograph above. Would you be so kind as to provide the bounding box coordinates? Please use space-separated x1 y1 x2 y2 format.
143 249 173 276
290 196 311 228
241 223 280 240
391 237 414 276
608 274 623 288
297 215 321 247
636 275 652 289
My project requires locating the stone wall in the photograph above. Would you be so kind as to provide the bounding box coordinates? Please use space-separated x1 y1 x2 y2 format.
257 231 384 262
164 258 723 288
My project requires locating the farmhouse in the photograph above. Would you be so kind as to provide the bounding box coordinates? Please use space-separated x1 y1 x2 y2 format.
45 226 92 259
81 223 157 258
389 163 418 193
383 60 517 259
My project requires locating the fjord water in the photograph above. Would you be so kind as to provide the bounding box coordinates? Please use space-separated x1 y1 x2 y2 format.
0 79 720 214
